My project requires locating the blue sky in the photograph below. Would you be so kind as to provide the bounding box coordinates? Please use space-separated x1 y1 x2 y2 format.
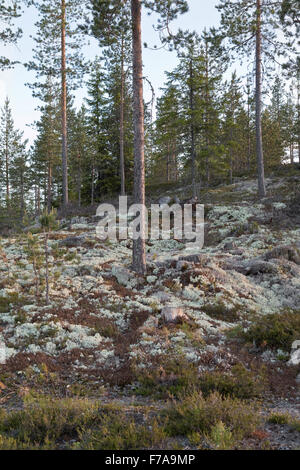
0 0 221 144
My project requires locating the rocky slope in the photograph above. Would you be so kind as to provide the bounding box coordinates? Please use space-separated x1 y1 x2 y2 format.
0 174 300 449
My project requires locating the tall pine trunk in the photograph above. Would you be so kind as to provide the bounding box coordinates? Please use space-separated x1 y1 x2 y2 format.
120 35 126 196
297 65 300 164
5 124 9 207
61 0 68 208
131 0 146 274
91 162 95 205
44 232 50 305
77 152 82 207
189 59 196 198
47 162 52 212
255 0 266 198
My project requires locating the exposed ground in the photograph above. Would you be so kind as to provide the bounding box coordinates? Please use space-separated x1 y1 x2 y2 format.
0 171 300 450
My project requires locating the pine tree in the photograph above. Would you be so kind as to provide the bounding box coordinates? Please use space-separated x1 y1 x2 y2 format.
25 0 87 209
0 0 22 70
217 0 288 198
90 0 189 274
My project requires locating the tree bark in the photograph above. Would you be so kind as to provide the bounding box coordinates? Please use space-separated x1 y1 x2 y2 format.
131 0 146 274
77 152 82 207
61 0 68 208
45 232 49 305
189 59 196 198
297 65 300 163
5 122 9 207
255 0 266 198
20 169 24 219
120 35 126 196
47 162 52 212
91 162 95 205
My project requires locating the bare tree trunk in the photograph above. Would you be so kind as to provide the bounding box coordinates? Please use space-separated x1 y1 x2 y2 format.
20 169 25 219
35 185 41 218
246 80 252 171
255 0 266 198
91 157 95 205
5 126 9 207
290 144 294 164
204 43 210 187
77 152 82 207
131 0 146 275
47 162 52 212
297 66 300 163
61 0 68 208
189 59 196 198
44 232 49 305
120 35 126 196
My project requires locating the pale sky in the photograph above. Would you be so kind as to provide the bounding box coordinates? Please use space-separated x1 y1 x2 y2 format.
0 0 222 145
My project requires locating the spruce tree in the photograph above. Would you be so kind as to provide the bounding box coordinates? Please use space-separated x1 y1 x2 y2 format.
85 57 107 204
0 97 26 207
31 78 61 212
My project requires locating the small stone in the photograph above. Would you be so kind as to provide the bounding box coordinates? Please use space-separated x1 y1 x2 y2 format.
288 348 300 366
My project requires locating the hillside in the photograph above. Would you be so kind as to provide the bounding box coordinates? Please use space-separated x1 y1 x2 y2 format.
0 173 300 450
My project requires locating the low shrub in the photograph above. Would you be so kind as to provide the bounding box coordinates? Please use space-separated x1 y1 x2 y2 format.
136 359 266 400
241 310 300 352
163 391 261 447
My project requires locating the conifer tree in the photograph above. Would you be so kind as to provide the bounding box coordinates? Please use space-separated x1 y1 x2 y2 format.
31 78 61 212
0 97 26 208
90 1 132 196
217 0 288 198
151 85 181 183
25 0 87 209
90 0 189 274
85 57 107 204
222 72 246 184
0 0 22 70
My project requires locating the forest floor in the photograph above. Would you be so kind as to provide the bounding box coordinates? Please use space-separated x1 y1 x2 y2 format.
0 169 300 450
